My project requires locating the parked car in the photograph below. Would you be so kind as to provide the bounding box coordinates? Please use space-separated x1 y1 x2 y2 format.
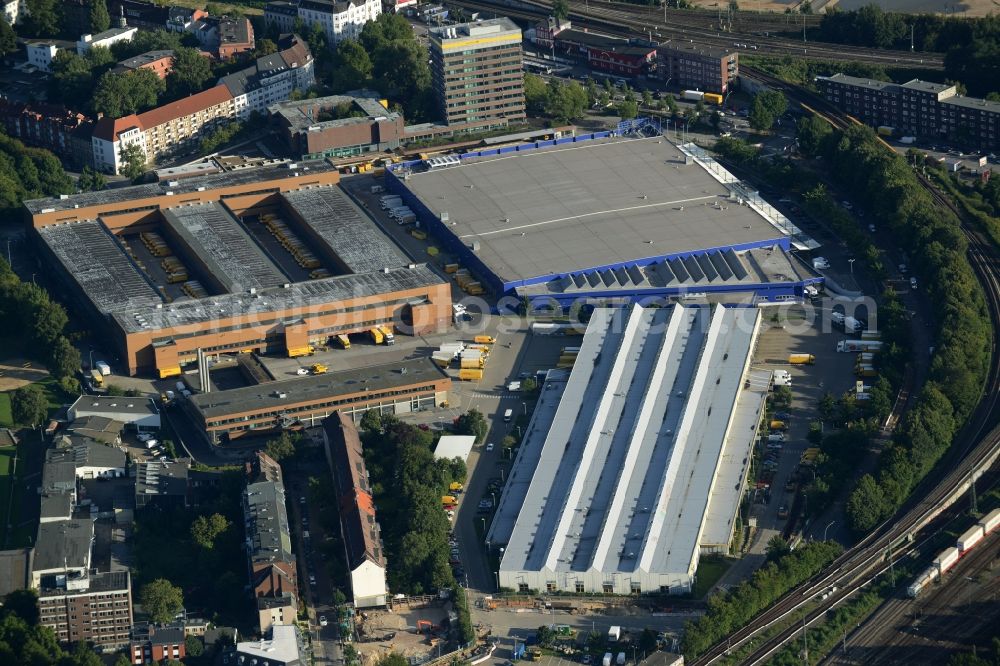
319 616 328 627
485 442 494 452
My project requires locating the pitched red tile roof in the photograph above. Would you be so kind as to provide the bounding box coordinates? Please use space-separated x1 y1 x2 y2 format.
136 85 233 129
91 115 143 142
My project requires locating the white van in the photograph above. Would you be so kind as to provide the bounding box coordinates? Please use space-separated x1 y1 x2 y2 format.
504 409 513 423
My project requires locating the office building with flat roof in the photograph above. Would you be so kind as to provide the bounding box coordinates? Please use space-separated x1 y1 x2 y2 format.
488 304 768 594
429 18 525 127
818 73 1000 152
186 358 451 442
656 42 738 94
26 162 451 377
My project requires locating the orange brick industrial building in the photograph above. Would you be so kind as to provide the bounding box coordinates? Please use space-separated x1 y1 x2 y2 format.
25 161 451 377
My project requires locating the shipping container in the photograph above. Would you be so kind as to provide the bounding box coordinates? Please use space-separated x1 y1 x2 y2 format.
444 263 460 273
957 524 985 552
431 353 453 368
681 90 705 101
934 546 960 574
458 368 484 381
158 365 182 379
460 358 485 370
877 125 894 136
288 346 314 358
979 508 1000 534
335 334 351 349
379 325 395 345
900 136 916 144
907 566 939 597
703 92 723 105
861 330 882 340
788 353 815 365
474 335 496 344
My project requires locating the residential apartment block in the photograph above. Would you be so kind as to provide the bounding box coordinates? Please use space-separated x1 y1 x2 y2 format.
114 49 176 79
91 36 311 173
429 18 525 127
243 452 299 634
657 42 738 94
34 519 134 649
0 100 93 167
322 413 388 608
266 0 381 46
818 73 1000 152
220 33 316 118
130 623 187 664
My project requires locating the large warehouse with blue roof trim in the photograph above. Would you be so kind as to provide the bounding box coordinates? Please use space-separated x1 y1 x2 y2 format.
385 122 821 307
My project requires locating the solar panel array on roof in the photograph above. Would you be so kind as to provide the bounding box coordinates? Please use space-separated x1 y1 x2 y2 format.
283 187 407 274
162 203 286 293
37 221 162 314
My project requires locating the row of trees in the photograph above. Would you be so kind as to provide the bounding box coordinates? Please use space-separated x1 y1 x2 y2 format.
359 412 473 644
0 129 74 215
682 541 843 658
325 14 436 123
0 258 83 425
811 125 991 533
48 40 215 118
814 6 1000 96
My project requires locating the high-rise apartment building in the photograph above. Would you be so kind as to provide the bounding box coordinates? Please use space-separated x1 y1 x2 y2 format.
428 18 525 127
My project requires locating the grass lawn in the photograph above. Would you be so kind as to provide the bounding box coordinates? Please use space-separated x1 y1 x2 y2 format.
0 393 11 428
693 555 734 599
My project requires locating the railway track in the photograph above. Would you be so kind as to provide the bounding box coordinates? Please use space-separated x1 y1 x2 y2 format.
448 0 944 68
684 69 1000 665
821 529 1000 665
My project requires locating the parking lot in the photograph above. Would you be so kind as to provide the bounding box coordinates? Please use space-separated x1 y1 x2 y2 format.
743 301 863 552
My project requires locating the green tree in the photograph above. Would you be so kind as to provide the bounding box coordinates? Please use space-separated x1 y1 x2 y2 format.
846 473 887 533
377 653 409 666
89 0 110 33
113 654 132 666
331 39 373 92
617 99 639 120
536 625 555 648
521 376 537 393
256 38 278 56
454 408 488 443
190 513 231 549
765 534 790 561
24 0 61 36
0 18 17 57
638 628 658 654
104 384 125 396
119 143 146 181
799 0 812 13
2 589 40 625
749 90 787 132
92 69 164 118
544 79 588 122
185 634 205 657
552 0 569 21
166 47 213 99
501 435 517 450
48 336 80 379
523 72 548 116
265 431 296 460
139 579 184 624
642 89 653 108
796 114 833 156
11 384 47 426
49 51 97 105
77 166 107 192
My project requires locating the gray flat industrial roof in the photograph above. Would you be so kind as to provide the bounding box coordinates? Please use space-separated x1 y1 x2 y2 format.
112 264 441 334
491 304 760 579
37 221 162 314
401 137 790 284
245 480 293 565
70 395 160 418
283 186 408 274
24 159 338 215
162 202 287 292
190 357 447 419
33 520 94 573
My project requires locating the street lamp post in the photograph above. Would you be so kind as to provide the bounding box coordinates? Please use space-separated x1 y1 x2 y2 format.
848 258 855 276
823 520 836 541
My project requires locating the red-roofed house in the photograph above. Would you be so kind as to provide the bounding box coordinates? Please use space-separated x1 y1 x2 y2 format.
91 85 235 174
322 412 388 609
